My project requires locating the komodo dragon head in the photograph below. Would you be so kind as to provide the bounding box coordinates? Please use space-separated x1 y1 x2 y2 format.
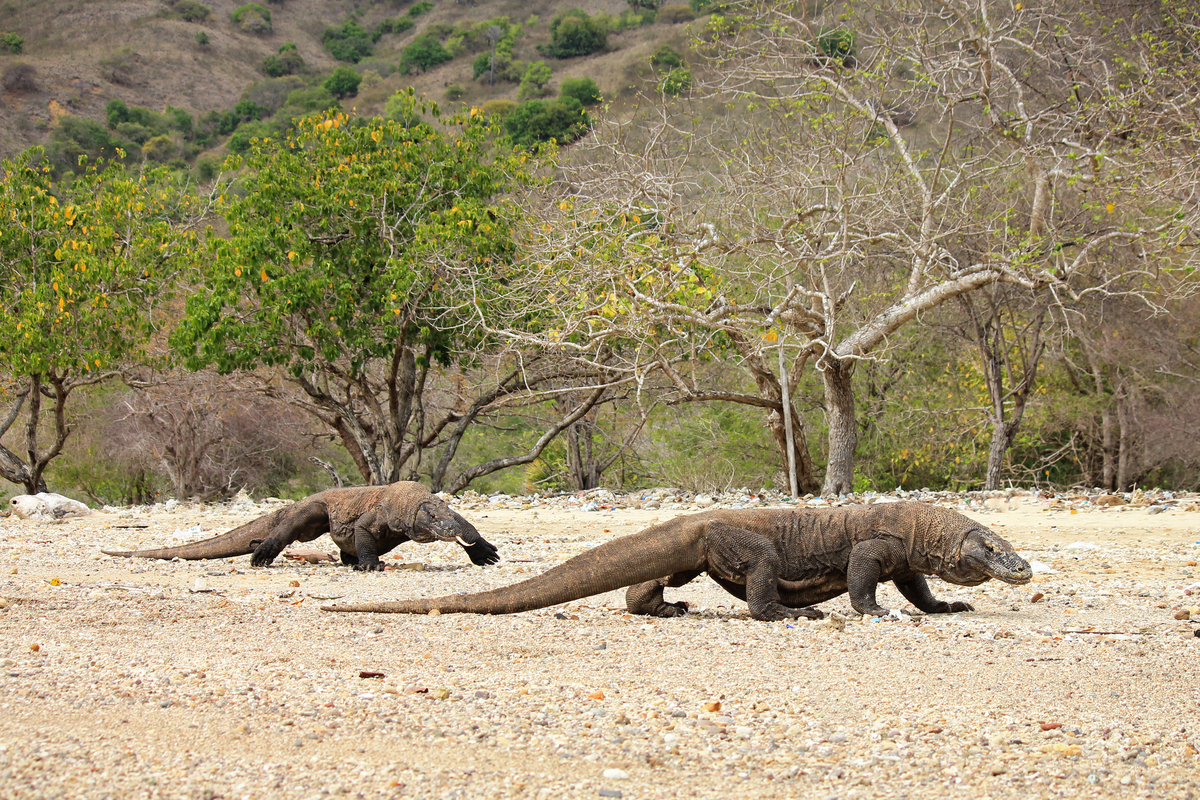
939 527 1033 587
410 500 500 566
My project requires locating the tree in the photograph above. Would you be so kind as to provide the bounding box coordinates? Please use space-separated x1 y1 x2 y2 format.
518 60 553 101
523 0 1196 495
559 76 602 106
0 149 197 492
173 97 622 490
401 35 453 73
324 66 362 99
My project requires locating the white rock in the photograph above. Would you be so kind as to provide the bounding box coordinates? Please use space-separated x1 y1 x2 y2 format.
601 768 629 780
8 492 91 522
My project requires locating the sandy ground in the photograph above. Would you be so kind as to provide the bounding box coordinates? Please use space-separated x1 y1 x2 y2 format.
1 492 1199 799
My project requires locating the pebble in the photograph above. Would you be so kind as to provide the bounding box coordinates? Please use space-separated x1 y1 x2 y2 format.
2 488 1199 799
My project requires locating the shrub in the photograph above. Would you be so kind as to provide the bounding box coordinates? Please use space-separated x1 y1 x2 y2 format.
374 16 414 36
444 84 466 100
2 32 24 54
142 134 179 163
277 87 338 120
540 10 607 59
817 28 856 67
196 156 221 183
231 3 271 34
408 1 434 17
262 42 305 76
170 1 212 22
657 5 695 23
401 35 453 73
517 60 552 101
240 76 306 116
559 76 601 106
2 63 37 93
195 31 210 47
47 115 130 174
115 121 153 144
226 120 275 154
323 20 378 63
659 66 692 96
472 50 524 83
480 98 517 120
323 66 362 99
504 96 589 148
650 44 684 69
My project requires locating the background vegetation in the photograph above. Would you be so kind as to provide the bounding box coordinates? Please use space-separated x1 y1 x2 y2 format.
2 0 1199 507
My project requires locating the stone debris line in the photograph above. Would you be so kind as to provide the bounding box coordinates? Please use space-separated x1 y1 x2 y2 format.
1 490 1199 798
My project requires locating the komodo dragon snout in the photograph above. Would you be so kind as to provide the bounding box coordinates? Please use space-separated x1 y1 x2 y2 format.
945 528 1032 586
412 503 499 566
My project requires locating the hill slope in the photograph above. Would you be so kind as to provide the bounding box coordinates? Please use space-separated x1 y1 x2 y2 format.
0 0 697 161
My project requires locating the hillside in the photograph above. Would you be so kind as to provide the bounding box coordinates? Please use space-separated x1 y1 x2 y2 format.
0 0 698 162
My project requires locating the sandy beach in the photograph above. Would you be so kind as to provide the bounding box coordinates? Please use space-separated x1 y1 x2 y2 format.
1 490 1198 799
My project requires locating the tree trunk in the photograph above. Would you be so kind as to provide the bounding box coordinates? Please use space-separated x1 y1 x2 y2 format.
985 422 1012 491
564 411 601 491
821 359 857 496
1116 386 1132 491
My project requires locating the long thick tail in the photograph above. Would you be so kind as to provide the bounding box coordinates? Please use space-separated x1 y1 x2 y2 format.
323 525 701 614
102 511 282 561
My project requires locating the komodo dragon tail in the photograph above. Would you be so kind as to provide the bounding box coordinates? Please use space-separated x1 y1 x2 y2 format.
323 526 696 614
102 511 281 560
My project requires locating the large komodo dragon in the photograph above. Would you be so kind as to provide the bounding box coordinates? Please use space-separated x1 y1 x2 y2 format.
103 482 499 570
323 501 1030 619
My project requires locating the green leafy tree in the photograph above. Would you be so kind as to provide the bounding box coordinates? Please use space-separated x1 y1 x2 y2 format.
323 66 362 99
401 35 453 73
540 10 607 58
323 20 379 63
0 149 195 492
559 76 602 106
2 32 25 54
172 98 603 489
517 60 552 100
231 3 271 33
504 97 589 148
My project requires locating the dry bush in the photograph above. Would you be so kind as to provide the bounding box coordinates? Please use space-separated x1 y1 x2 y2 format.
2 63 37 93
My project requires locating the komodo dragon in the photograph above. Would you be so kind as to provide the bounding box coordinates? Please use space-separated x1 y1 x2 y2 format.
322 501 1030 619
103 482 499 570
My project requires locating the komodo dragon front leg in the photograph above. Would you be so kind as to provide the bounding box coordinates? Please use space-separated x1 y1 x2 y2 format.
249 501 331 567
847 538 971 616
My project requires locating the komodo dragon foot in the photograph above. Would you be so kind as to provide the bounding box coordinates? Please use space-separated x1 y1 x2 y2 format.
756 602 824 621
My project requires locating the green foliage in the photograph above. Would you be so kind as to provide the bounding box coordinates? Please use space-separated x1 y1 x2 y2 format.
540 10 608 59
559 76 601 106
141 134 179 163
324 66 362 99
196 156 221 183
659 66 692 96
444 83 466 100
194 31 210 47
657 5 695 23
480 98 517 121
1 32 24 54
401 35 453 73
172 98 533 402
323 20 380 63
650 44 684 69
231 3 271 33
517 60 553 101
46 116 129 175
817 27 856 66
504 96 589 148
261 42 305 76
168 0 212 22
373 16 414 36
226 120 275 154
0 147 193 380
688 0 727 12
408 1 434 17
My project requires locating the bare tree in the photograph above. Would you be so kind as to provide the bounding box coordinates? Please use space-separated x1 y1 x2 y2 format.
520 0 1194 494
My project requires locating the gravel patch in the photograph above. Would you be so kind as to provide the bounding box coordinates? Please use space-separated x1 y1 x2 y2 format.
1 490 1198 798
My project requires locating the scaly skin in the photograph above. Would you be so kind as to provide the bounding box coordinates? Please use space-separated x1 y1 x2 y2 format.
103 482 499 571
322 501 1031 618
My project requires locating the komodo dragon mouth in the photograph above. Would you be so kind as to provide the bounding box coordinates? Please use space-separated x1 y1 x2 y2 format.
964 529 1033 585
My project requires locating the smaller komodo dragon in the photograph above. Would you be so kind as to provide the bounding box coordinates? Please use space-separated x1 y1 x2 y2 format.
103 482 499 570
323 501 1030 618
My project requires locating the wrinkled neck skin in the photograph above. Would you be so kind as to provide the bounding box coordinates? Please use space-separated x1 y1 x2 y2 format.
410 501 480 546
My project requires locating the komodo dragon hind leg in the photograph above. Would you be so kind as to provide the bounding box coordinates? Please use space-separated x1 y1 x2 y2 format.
707 522 823 621
893 574 973 614
626 570 703 617
250 501 331 567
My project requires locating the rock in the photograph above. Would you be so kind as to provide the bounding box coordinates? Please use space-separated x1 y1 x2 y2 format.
601 768 629 780
599 790 623 798
1174 610 1191 620
695 495 715 507
703 700 721 712
1031 592 1045 603
9 492 91 521
1095 495 1126 507
588 690 605 700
